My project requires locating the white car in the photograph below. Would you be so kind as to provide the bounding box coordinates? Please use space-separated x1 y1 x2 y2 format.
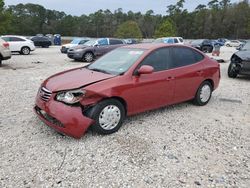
225 40 242 47
60 38 90 53
153 37 184 44
0 38 11 66
1 35 35 55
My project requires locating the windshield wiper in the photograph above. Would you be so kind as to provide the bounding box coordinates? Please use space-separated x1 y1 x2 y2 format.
88 68 111 74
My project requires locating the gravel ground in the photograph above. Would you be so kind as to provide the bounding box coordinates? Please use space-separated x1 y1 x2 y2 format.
0 46 249 188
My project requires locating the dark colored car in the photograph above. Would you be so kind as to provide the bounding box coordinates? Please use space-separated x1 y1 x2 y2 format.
31 36 52 48
217 38 229 45
67 38 125 62
191 39 214 53
34 44 220 138
228 41 250 78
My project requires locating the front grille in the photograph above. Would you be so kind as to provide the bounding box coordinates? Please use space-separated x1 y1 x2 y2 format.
35 106 64 127
39 87 52 102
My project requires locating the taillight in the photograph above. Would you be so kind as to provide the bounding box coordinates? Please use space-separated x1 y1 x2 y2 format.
3 42 9 48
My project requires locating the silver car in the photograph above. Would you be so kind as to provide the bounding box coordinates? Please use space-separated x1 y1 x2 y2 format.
0 38 11 66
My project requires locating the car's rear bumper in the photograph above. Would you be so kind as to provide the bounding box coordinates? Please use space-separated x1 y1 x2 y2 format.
1 49 11 59
34 95 94 139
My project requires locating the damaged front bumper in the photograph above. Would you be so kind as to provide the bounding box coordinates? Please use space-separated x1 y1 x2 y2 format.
34 94 94 139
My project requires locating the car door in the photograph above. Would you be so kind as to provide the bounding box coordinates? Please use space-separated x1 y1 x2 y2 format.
169 46 205 104
128 47 176 113
94 38 109 56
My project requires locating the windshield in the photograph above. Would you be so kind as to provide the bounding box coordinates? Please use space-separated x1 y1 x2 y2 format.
84 40 97 46
87 48 145 75
71 38 82 44
242 42 250 51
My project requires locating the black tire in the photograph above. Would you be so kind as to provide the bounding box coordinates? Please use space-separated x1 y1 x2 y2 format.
228 63 238 78
201 46 213 53
21 47 30 55
226 44 230 47
87 99 125 135
83 52 94 62
0 58 2 67
193 81 212 106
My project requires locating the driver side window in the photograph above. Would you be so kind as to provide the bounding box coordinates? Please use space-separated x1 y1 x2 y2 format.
98 38 108 46
138 48 171 72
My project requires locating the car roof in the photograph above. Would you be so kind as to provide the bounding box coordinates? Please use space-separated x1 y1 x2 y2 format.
122 43 184 50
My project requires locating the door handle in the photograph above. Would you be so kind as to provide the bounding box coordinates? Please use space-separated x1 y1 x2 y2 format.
166 76 175 81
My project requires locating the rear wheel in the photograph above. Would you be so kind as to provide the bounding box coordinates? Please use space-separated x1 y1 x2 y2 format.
202 46 213 53
228 63 238 78
87 99 125 134
21 47 30 55
84 52 94 62
193 81 212 106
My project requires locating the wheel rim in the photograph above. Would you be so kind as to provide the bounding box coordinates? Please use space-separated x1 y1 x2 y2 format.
85 53 93 62
99 105 121 130
200 84 211 103
23 48 29 55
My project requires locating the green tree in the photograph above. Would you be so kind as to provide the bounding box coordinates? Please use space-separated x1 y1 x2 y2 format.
0 0 12 34
154 19 176 38
115 20 142 38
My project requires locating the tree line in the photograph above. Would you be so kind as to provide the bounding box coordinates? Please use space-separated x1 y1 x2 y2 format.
0 0 249 39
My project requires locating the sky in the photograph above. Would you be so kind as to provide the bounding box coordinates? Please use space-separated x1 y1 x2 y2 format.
4 0 239 16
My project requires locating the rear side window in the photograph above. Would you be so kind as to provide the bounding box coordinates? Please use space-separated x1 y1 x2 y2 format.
171 47 204 68
139 48 173 72
1 37 10 42
110 39 124 45
10 37 25 42
174 38 178 43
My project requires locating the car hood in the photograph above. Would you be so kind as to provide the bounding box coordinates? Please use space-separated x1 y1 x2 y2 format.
235 50 250 61
43 67 116 92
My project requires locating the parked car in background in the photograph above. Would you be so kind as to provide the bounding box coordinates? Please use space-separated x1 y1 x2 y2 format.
34 43 220 138
31 36 52 48
153 37 184 44
190 39 213 53
217 38 229 45
61 38 90 53
0 38 11 66
228 41 250 78
67 38 125 62
212 40 224 46
1 35 35 55
225 40 242 47
124 38 138 44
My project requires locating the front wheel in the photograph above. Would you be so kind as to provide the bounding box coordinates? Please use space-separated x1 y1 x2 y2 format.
193 81 212 106
87 99 125 135
21 47 30 55
84 52 94 62
228 63 238 78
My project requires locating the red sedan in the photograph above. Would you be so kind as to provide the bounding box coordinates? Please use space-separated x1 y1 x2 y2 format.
34 44 220 138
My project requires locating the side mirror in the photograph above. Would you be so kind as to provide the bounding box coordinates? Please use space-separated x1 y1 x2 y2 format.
137 65 154 75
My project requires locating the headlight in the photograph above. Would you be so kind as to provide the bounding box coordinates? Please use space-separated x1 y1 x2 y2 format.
56 89 86 104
